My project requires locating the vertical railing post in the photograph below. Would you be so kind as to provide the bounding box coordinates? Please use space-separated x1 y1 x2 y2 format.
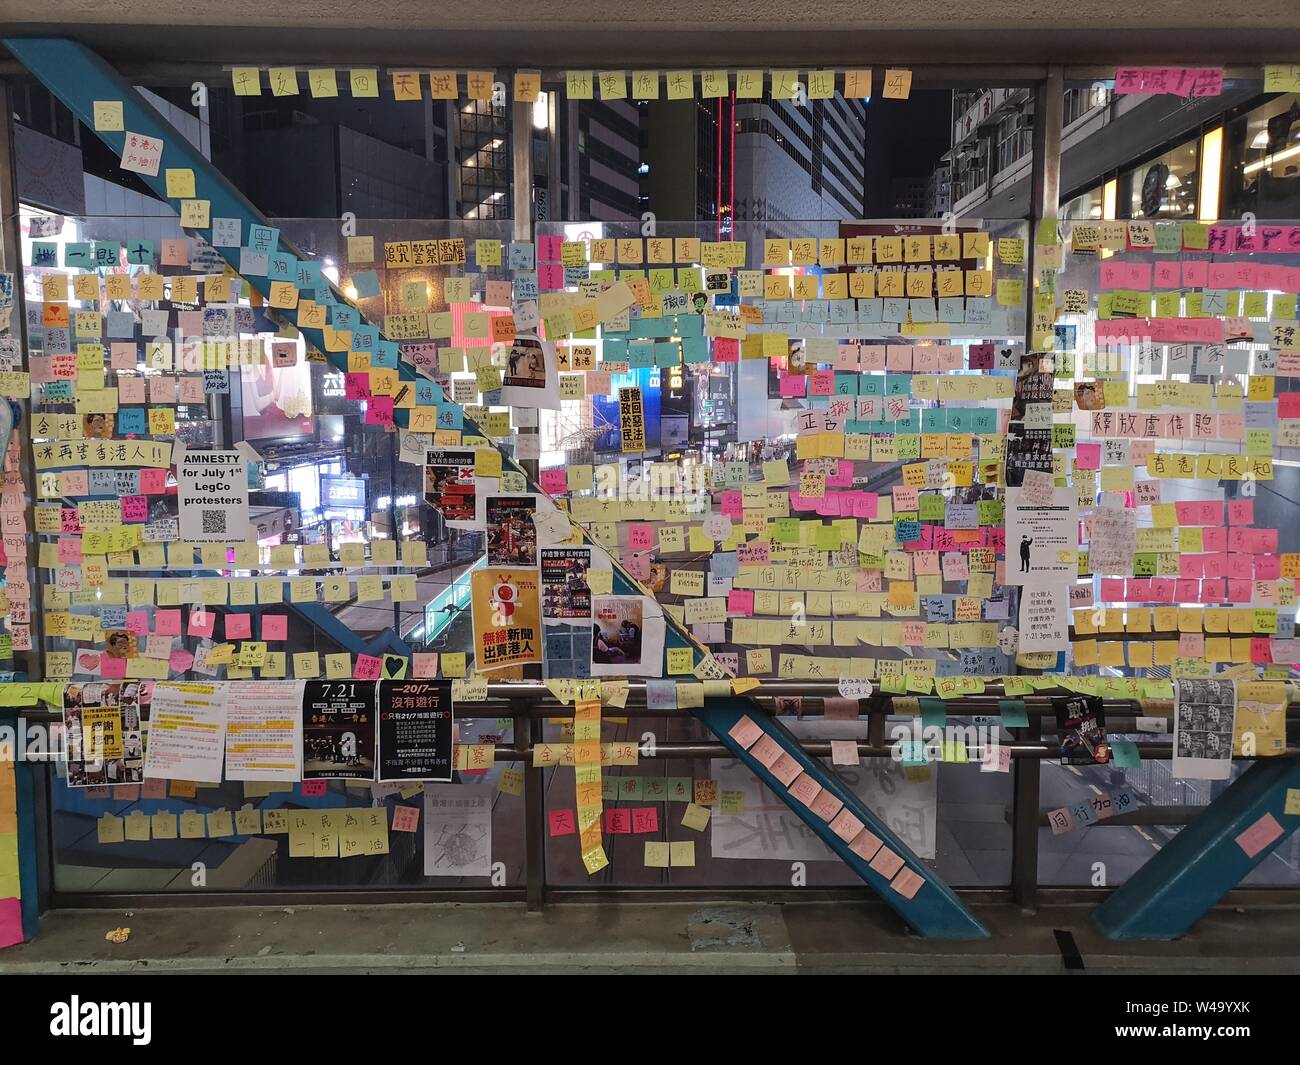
515 698 546 912
1011 66 1064 908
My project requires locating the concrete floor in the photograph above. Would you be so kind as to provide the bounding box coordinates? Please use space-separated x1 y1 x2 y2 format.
3 901 1300 973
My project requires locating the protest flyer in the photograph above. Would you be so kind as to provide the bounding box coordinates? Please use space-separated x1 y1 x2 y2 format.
541 546 593 621
377 680 454 782
1174 678 1237 781
142 682 228 783
424 449 478 527
225 680 305 782
470 567 543 670
486 495 538 567
590 595 666 677
63 681 145 787
1054 694 1111 765
301 680 377 780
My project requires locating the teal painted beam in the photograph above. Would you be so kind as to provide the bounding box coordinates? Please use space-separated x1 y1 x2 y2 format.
1093 756 1300 940
698 698 989 939
8 36 988 938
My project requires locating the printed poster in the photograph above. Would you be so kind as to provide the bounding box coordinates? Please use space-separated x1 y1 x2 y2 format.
619 386 646 452
63 681 144 787
590 594 666 677
301 680 376 780
1174 678 1237 780
377 680 454 782
176 448 251 542
541 546 593 621
225 679 304 781
423 783 492 877
470 567 543 671
1004 486 1077 586
142 682 228 783
1054 694 1111 765
485 495 538 567
500 334 560 410
423 448 477 528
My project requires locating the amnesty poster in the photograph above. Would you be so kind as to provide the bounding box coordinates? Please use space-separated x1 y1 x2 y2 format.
619 386 645 452
177 448 251 542
470 567 542 670
377 680 454 782
301 680 376 780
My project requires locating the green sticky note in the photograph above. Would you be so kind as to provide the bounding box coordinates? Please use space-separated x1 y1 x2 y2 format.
617 777 643 800
1110 738 1141 768
666 777 693 802
998 698 1029 728
919 698 946 728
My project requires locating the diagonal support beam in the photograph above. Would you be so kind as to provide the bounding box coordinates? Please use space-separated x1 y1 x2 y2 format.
1093 756 1300 940
7 36 988 938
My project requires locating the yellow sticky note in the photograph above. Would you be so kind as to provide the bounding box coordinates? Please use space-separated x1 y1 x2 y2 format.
349 69 380 98
165 168 196 199
92 100 124 131
268 67 300 96
474 449 502 478
309 69 339 97
231 68 262 96
1285 788 1300 816
882 69 912 99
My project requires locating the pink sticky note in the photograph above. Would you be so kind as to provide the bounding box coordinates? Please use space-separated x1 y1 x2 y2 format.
168 649 194 673
1075 443 1101 470
631 806 659 833
626 523 655 551
0 897 23 949
1236 812 1284 859
140 776 168 799
224 613 252 640
412 653 439 678
727 715 764 749
539 469 568 495
364 396 394 425
391 805 421 833
300 780 327 797
187 607 215 638
727 589 755 617
100 656 127 678
354 653 382 680
155 609 182 636
548 808 576 836
262 614 289 641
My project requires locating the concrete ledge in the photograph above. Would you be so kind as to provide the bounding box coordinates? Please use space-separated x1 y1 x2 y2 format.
3 901 1299 974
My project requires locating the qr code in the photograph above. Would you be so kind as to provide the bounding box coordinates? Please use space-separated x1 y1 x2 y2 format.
201 510 227 535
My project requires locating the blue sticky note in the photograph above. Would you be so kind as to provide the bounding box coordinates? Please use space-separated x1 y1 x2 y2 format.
247 224 280 253
351 325 378 352
116 408 146 436
267 252 298 282
64 243 92 268
997 699 1029 728
1110 739 1141 768
920 698 947 728
331 307 359 332
352 270 381 299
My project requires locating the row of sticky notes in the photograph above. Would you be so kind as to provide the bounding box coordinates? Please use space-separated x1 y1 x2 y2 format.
222 67 913 103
